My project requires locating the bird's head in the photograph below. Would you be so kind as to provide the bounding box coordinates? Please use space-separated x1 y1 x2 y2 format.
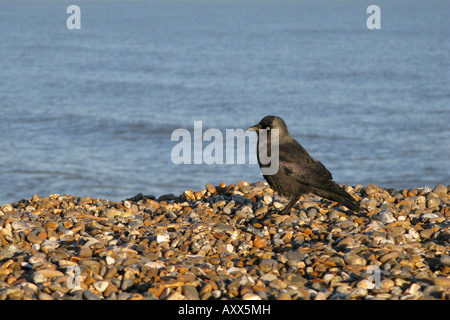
248 115 290 139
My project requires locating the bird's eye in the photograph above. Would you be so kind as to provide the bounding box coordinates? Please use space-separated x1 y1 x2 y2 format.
267 127 271 130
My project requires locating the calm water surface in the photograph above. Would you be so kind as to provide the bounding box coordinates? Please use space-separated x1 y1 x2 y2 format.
0 0 448 204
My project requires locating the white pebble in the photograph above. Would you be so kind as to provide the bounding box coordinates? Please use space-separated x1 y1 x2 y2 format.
144 261 165 269
242 293 262 300
93 281 109 293
379 211 396 224
225 244 234 253
156 233 170 243
105 256 115 265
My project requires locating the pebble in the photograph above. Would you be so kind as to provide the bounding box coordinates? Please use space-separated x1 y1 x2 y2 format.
36 269 64 279
434 277 450 288
83 289 102 300
379 211 396 224
440 255 450 266
0 183 448 300
26 234 44 245
242 293 262 300
344 253 366 266
182 285 200 300
433 184 448 195
0 244 23 260
1 203 14 214
420 229 434 239
93 281 109 293
346 288 368 300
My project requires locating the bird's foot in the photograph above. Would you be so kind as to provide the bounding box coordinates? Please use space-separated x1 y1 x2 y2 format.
265 207 281 216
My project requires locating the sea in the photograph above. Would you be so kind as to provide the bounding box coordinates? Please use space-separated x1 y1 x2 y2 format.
0 0 449 204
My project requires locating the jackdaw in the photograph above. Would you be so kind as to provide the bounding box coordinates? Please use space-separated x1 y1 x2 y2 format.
248 115 362 214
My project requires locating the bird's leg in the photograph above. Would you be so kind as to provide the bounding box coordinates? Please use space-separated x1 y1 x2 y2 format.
281 198 298 215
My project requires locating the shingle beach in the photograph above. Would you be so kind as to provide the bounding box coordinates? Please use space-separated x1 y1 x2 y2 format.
0 182 449 300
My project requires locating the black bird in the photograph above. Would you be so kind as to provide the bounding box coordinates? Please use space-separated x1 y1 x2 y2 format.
248 115 361 214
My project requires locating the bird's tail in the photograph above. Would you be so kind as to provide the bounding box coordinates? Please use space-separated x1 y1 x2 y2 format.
314 183 362 213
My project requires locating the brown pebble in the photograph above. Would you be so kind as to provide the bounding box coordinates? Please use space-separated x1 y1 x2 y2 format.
434 277 450 288
26 234 44 245
253 236 267 248
104 266 118 279
277 291 291 300
103 283 118 297
420 229 434 239
78 247 93 258
237 180 250 189
206 184 217 194
183 190 195 201
379 252 399 263
44 222 58 231
37 231 48 240
36 269 64 279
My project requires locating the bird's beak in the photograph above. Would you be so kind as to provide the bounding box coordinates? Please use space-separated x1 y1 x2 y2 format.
248 123 262 131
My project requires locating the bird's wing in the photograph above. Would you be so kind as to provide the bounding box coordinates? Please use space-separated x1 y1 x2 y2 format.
275 139 361 212
277 141 333 187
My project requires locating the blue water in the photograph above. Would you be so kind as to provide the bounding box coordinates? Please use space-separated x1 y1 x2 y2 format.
0 0 449 204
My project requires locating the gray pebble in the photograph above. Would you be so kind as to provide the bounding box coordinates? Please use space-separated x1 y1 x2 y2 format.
83 290 102 300
182 285 200 300
440 255 450 266
0 244 23 260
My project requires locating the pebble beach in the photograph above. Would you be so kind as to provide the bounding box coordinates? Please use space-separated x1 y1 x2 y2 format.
0 181 449 300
